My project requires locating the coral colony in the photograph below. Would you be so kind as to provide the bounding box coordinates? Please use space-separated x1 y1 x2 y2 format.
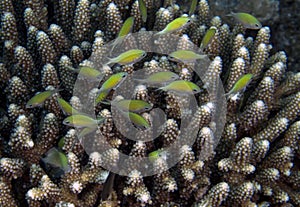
0 0 299 207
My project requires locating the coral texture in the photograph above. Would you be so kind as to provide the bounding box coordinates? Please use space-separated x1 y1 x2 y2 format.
0 0 299 207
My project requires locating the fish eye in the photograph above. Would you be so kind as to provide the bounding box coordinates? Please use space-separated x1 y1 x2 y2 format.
122 73 127 78
255 23 260 28
65 120 69 124
193 88 198 92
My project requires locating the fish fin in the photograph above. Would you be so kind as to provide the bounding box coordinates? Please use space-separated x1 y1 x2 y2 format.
65 66 79 73
100 100 111 105
226 12 235 17
109 38 122 56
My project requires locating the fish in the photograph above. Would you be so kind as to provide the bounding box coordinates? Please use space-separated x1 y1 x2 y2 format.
95 72 128 104
101 172 116 201
63 114 104 128
200 26 217 49
95 90 111 105
227 12 262 30
57 97 79 115
41 147 70 173
226 73 253 96
118 17 135 38
100 72 128 91
168 50 206 63
155 16 191 36
189 0 198 16
138 0 147 22
159 80 201 94
121 111 151 129
135 71 179 84
26 88 61 108
112 99 152 112
66 66 104 81
106 49 146 66
148 149 164 163
110 17 135 54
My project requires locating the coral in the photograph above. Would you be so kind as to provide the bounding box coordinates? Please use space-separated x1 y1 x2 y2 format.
0 0 299 207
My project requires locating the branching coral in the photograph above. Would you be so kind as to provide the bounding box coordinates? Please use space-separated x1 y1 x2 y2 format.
0 0 299 206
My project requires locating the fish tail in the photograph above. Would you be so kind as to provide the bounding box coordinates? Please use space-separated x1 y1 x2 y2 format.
109 38 120 56
154 31 163 36
226 12 234 17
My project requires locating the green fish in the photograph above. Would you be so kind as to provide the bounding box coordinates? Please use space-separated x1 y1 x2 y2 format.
138 0 147 22
121 111 151 129
159 80 201 94
95 72 128 104
110 17 135 54
188 0 198 16
100 72 128 91
57 97 79 115
135 71 179 84
148 149 165 163
67 66 104 81
26 88 60 108
106 49 146 66
63 114 104 128
200 26 217 50
42 147 70 173
155 16 191 35
95 90 111 105
227 12 262 30
168 50 206 63
118 17 135 38
226 73 253 96
112 99 152 112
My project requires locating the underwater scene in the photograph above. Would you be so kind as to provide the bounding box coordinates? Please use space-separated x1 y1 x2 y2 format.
0 0 299 206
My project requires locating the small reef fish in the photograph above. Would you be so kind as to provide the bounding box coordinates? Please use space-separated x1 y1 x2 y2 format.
189 0 198 16
66 65 104 81
42 147 70 173
168 50 206 63
138 0 147 22
95 90 111 105
148 149 165 163
118 17 135 38
26 88 60 108
95 72 128 104
121 111 151 129
99 72 128 92
110 17 135 54
200 26 217 50
57 97 79 115
63 114 104 128
155 16 191 35
112 99 152 113
227 12 262 30
135 71 179 85
159 80 201 94
106 49 146 66
226 73 253 96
